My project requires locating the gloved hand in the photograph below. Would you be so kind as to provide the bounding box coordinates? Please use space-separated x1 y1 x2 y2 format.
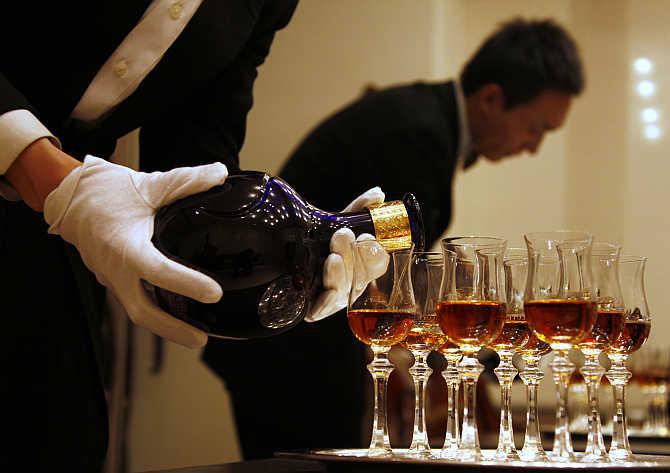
305 187 390 322
43 155 228 348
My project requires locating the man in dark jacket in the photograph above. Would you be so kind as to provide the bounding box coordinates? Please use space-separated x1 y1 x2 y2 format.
1 2 299 471
202 17 585 458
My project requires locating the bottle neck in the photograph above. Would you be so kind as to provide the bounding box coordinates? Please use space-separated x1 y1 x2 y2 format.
269 177 423 252
311 200 420 253
310 207 376 240
368 200 414 252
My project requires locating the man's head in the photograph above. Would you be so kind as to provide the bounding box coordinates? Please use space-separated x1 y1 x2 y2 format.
461 17 584 161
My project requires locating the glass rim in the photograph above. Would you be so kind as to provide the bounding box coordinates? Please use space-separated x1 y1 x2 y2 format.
524 229 592 240
412 251 442 263
412 250 442 256
619 254 647 264
591 241 622 256
441 235 507 249
504 247 527 259
524 230 592 249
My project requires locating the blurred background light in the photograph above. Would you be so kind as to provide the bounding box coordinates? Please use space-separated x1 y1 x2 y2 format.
637 80 656 97
641 107 660 123
633 57 653 74
644 124 662 140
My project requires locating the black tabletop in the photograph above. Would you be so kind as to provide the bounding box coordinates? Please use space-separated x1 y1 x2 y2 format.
139 458 326 473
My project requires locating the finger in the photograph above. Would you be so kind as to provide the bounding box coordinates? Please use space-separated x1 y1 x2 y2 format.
356 232 376 242
322 253 345 290
135 162 228 208
305 289 341 322
331 228 357 291
139 243 223 303
118 281 208 348
342 186 385 212
330 227 355 255
355 237 390 280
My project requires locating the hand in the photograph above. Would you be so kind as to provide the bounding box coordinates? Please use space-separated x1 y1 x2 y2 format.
43 156 228 348
305 187 390 322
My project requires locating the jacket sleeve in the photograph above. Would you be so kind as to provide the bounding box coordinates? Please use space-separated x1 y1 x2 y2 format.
139 0 298 174
0 74 33 116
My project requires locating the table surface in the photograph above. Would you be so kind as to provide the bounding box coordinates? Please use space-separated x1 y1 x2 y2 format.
139 458 326 473
141 450 670 473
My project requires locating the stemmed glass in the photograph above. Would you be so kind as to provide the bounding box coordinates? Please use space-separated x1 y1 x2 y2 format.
575 242 625 463
606 255 652 461
438 339 462 459
437 236 507 461
436 251 462 459
400 252 445 458
504 247 553 462
347 241 416 457
436 250 461 460
524 231 597 462
518 331 552 461
487 248 532 461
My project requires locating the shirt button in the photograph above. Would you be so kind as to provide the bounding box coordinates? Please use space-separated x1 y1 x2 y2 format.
169 2 183 20
113 60 129 78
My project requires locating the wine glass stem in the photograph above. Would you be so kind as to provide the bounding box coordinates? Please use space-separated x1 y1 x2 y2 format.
494 351 519 459
368 346 394 455
551 350 575 461
441 357 460 456
459 352 484 461
580 352 608 461
519 356 548 461
606 355 633 461
408 351 432 455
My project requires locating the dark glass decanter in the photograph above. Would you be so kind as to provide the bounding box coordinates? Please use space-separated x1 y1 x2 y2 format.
152 171 424 339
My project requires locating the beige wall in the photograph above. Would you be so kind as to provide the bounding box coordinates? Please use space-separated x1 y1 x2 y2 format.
128 1 670 470
241 0 439 174
623 0 669 347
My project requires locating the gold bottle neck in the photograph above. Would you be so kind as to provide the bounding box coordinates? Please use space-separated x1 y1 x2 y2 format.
368 200 413 252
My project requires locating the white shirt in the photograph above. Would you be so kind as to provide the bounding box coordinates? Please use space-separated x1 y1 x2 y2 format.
0 0 203 198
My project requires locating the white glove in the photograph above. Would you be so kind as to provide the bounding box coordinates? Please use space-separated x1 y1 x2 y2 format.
44 155 228 348
305 187 389 322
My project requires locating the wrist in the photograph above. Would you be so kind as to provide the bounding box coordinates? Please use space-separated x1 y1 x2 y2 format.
5 138 82 211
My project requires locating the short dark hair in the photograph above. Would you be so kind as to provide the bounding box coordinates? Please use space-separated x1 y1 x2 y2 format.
460 17 584 108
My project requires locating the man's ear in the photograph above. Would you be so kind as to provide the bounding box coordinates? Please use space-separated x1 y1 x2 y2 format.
477 83 505 114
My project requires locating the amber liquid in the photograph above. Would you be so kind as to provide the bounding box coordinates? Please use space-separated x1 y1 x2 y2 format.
347 309 414 346
525 299 597 347
518 331 552 357
577 310 625 352
436 301 505 350
489 319 531 351
608 320 651 355
401 314 446 350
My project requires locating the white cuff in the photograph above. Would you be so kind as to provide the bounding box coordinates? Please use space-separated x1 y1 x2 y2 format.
0 109 61 175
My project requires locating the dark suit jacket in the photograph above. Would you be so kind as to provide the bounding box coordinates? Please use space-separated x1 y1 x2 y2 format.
279 80 469 248
1 2 296 471
200 81 473 458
